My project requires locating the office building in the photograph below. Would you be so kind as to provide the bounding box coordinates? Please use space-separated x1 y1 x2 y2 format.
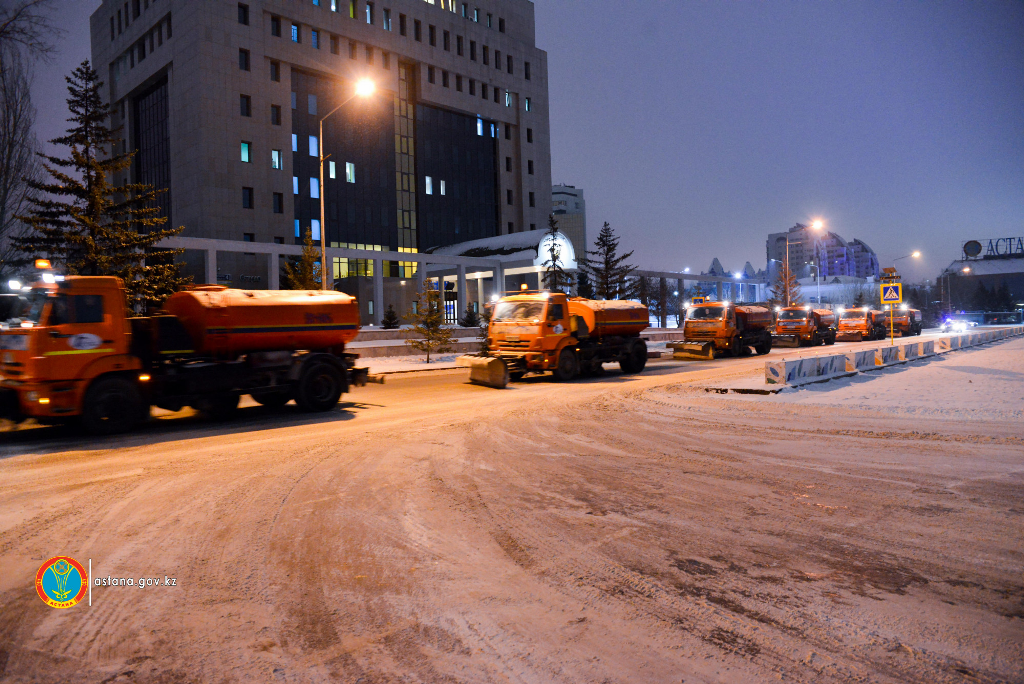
90 0 551 287
550 183 585 255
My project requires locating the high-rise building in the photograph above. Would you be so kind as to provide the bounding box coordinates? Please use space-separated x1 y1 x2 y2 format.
90 0 551 286
550 183 585 255
766 224 879 280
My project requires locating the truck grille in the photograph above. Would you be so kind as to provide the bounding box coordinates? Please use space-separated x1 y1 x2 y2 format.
685 330 717 341
497 340 531 351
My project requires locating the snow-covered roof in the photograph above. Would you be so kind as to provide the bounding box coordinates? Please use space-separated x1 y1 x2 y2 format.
944 257 1024 277
429 230 547 259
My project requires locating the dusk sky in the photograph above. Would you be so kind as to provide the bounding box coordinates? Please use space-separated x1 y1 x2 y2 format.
31 0 1024 284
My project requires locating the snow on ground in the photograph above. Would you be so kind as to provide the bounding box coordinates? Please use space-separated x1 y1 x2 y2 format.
753 336 1024 420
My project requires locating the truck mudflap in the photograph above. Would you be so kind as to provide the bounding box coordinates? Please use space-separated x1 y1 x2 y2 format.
0 387 20 422
667 341 716 360
456 355 510 389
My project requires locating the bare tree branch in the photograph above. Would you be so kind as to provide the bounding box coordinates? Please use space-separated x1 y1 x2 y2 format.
0 46 40 276
0 0 61 59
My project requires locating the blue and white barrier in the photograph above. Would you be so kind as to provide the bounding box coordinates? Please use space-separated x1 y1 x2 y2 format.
766 326 1024 386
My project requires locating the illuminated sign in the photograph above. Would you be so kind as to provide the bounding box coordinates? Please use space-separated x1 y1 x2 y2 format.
964 237 1024 258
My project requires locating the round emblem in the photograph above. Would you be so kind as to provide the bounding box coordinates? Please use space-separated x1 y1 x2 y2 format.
68 333 102 350
963 240 982 258
35 556 88 608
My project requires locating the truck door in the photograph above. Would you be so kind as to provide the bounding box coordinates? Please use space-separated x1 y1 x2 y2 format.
39 292 114 381
546 302 567 336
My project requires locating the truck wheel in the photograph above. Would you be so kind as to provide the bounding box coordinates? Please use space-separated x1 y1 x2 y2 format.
553 349 579 381
197 393 240 420
755 339 772 355
81 377 142 435
296 361 343 411
620 340 648 373
825 333 836 346
251 390 291 408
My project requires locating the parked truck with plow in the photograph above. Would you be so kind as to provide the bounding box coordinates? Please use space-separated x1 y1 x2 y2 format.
669 301 773 360
836 307 886 341
772 306 837 347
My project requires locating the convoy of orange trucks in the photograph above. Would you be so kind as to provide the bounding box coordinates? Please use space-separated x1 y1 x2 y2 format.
771 306 837 347
670 301 773 359
460 290 650 388
836 307 886 341
0 273 367 434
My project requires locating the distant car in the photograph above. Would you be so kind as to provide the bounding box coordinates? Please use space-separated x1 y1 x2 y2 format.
940 319 978 333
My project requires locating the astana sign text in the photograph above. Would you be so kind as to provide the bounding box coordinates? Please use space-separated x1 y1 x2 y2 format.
967 237 1024 258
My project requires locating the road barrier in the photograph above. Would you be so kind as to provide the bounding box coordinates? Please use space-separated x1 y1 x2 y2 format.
766 326 1024 386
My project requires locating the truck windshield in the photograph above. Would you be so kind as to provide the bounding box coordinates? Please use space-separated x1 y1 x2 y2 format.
777 310 809 321
493 301 545 322
5 292 50 325
840 310 866 320
687 306 724 320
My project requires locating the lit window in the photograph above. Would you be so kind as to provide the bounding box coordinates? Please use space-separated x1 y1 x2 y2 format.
476 117 483 136
310 177 320 198
311 30 319 49
505 91 511 107
271 149 282 169
331 0 337 10
425 176 433 194
525 97 532 112
291 23 300 42
383 8 391 30
440 180 446 196
295 219 300 236
292 134 297 152
329 160 336 179
311 219 321 240
240 141 251 162
293 176 299 194
308 135 318 156
365 2 373 24
346 162 356 183
308 94 317 115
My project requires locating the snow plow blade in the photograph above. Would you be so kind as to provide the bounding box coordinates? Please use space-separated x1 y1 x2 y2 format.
667 341 716 360
771 335 801 348
456 355 509 389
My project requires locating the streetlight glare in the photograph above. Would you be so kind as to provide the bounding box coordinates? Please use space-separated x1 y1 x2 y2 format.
962 267 971 273
355 78 375 97
911 251 921 258
811 219 824 230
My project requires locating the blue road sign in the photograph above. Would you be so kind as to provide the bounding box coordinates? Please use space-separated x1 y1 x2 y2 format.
880 283 902 304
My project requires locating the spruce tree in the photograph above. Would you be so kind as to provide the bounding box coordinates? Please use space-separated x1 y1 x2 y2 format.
768 259 802 307
458 302 480 327
406 287 454 362
15 60 188 311
580 222 636 300
575 264 595 299
541 213 573 293
380 303 400 329
853 290 866 307
282 228 322 289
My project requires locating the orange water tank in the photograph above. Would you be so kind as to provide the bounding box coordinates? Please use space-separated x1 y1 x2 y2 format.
163 286 360 356
568 298 649 338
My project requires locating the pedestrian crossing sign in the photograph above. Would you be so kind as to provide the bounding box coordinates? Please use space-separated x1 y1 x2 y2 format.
880 283 902 304
691 296 706 305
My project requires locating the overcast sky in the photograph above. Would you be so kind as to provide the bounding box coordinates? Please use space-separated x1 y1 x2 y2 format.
31 1 1024 283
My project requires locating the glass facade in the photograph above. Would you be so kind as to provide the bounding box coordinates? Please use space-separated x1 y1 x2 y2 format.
132 75 171 225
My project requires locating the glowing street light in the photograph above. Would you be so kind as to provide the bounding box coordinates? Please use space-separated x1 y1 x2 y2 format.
317 78 376 290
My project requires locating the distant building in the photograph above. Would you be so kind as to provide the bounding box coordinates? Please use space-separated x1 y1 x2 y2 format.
766 224 879 281
698 258 761 302
551 184 585 255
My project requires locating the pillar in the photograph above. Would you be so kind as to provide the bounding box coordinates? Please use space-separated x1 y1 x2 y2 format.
477 275 486 310
269 251 280 290
494 263 504 298
416 260 427 294
206 249 217 285
372 258 384 326
659 277 668 328
716 281 723 301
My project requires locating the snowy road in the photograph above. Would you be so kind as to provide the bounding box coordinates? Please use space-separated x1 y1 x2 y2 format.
0 332 1021 683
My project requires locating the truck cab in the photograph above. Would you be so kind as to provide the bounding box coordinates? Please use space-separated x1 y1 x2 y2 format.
488 292 574 375
836 307 885 341
773 306 837 347
678 301 772 359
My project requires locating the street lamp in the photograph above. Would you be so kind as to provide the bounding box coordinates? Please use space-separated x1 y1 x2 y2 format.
317 77 375 290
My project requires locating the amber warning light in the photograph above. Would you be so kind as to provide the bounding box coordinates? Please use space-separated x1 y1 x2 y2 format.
35 259 51 269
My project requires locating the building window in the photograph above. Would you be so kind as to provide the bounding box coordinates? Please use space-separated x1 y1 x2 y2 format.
346 162 355 183
272 148 283 169
349 40 357 59
329 160 336 178
425 176 433 194
482 45 489 65
507 54 513 74
291 23 300 42
527 127 533 143
238 48 250 70
292 133 297 151
525 97 532 112
524 61 531 80
455 74 462 92
308 135 318 156
399 13 406 35
469 79 475 96
443 30 450 51
242 186 254 208
311 219 321 240
311 30 319 49
382 51 390 69
504 91 511 107
474 7 479 21
270 60 280 81
293 176 299 194
442 71 449 88
310 177 320 199
493 87 499 103
505 156 511 172
239 94 251 116
457 35 463 56
273 192 283 213
308 94 317 115
349 0 356 18
243 232 255 242
481 84 487 99
365 45 373 64
504 123 511 140
530 223 536 231
294 219 300 236
428 25 436 46
529 192 535 207
528 160 534 175
274 236 284 244
461 3 467 18
427 66 435 84
440 180 446 195
382 8 390 30
470 40 476 60
271 16 281 36
507 221 514 232
365 2 373 24
240 141 251 162
414 19 421 41
238 3 249 25
506 189 513 205
487 13 492 28
498 17 505 32
495 50 500 69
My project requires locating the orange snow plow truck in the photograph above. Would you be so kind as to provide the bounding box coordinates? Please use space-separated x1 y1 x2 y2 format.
458 291 650 388
836 307 886 341
881 306 924 337
670 301 773 360
772 306 837 347
0 275 368 434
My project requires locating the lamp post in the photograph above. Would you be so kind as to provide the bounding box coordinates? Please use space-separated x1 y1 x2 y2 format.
317 78 375 290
